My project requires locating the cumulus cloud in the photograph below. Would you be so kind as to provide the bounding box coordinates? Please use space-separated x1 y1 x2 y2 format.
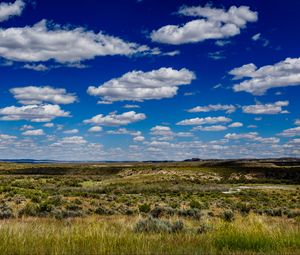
278 126 300 137
192 125 227 131
177 116 231 126
84 111 146 126
0 19 154 63
87 67 195 102
20 124 33 130
187 104 236 113
0 0 24 22
295 119 300 125
228 122 243 127
123 104 140 109
53 136 87 145
150 125 173 136
133 136 145 142
0 134 16 140
88 126 103 132
44 123 54 128
10 86 77 105
107 128 141 136
63 129 79 134
150 125 193 139
151 5 257 44
242 101 289 114
252 33 261 41
23 64 49 71
230 58 300 95
215 40 231 47
225 132 279 143
22 129 44 136
0 104 70 122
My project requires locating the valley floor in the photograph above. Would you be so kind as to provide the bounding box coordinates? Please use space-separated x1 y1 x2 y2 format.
0 160 299 254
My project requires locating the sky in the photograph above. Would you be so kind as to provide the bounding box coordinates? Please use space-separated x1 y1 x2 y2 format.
0 0 299 161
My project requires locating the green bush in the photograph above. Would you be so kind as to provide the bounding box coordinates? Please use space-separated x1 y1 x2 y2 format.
178 208 201 219
19 203 40 217
139 203 151 213
0 204 14 219
51 209 84 220
222 210 235 222
197 222 213 234
150 206 175 218
190 200 206 209
134 217 184 233
95 205 115 215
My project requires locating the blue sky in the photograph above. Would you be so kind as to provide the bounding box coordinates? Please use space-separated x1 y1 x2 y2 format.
0 0 299 160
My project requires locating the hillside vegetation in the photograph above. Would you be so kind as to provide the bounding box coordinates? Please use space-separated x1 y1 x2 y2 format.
0 160 299 254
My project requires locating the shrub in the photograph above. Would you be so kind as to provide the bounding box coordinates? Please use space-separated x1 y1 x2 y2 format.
222 210 235 222
13 195 26 205
0 204 14 219
66 204 81 211
190 200 206 210
150 206 175 218
19 202 39 217
51 209 84 220
197 223 213 234
287 210 300 218
48 195 63 206
139 203 151 213
95 205 115 215
134 217 184 233
178 208 201 219
236 202 252 216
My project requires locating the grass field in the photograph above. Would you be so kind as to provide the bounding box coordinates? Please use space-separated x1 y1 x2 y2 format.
0 159 299 254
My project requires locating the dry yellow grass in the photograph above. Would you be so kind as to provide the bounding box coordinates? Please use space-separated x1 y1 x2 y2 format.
0 214 299 255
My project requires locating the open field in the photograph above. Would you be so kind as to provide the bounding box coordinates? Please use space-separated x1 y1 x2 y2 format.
0 159 299 254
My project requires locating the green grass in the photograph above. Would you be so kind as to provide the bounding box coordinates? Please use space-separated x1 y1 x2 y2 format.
0 161 299 254
0 215 299 255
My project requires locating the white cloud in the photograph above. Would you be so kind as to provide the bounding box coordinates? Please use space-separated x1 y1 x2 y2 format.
150 125 173 136
20 124 33 130
0 19 153 63
43 123 54 128
10 86 77 105
84 111 146 126
88 126 103 132
295 119 300 125
215 40 231 46
278 126 300 137
87 67 195 102
230 57 300 95
177 116 231 126
150 125 193 139
23 64 49 71
0 104 70 122
252 33 261 41
225 132 279 143
63 129 79 134
22 129 44 136
123 104 140 109
151 5 257 44
133 136 145 142
242 101 289 114
187 104 236 113
228 122 243 127
0 0 24 22
107 128 141 136
54 136 87 145
0 134 16 140
208 51 226 60
193 125 227 131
